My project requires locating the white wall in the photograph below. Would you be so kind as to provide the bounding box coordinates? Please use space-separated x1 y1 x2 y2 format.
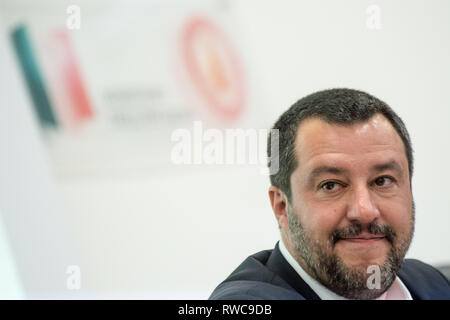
0 15 84 298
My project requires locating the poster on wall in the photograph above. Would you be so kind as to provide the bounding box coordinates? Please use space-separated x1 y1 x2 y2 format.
6 0 270 180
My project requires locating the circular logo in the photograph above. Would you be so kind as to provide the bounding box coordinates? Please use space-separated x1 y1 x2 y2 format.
182 16 246 122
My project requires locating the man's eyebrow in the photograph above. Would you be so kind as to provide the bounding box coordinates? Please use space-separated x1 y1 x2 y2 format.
307 166 349 185
307 160 404 185
371 160 403 175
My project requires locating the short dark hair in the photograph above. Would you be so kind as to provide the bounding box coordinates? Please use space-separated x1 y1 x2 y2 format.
267 88 413 202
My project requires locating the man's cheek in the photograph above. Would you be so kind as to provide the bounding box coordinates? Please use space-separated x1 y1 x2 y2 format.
388 208 411 230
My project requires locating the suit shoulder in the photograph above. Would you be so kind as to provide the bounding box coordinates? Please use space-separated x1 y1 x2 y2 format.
209 280 304 300
399 258 450 299
402 258 450 281
209 248 304 300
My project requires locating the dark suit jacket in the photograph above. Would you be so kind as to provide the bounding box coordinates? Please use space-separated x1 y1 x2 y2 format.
209 242 450 300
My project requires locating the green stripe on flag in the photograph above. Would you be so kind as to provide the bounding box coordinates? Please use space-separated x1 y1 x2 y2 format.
11 25 58 128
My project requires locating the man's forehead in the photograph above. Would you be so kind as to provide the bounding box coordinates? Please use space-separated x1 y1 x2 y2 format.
293 114 407 169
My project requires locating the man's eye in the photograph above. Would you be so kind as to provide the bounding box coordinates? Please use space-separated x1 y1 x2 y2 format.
374 176 394 187
320 181 342 192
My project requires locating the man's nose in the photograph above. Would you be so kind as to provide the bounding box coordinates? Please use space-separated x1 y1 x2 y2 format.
346 186 381 225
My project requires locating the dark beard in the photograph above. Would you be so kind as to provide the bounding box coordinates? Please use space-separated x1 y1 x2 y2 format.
286 204 414 300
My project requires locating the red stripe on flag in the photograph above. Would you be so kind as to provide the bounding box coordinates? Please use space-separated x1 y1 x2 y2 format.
53 30 93 122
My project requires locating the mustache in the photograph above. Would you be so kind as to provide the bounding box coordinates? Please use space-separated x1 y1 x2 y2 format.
330 221 397 246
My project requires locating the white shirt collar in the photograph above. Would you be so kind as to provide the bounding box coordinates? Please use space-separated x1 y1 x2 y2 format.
278 238 413 300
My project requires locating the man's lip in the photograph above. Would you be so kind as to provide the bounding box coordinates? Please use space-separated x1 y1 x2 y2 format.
338 235 386 240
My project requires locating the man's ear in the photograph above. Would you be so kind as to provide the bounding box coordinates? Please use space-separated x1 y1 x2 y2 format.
268 186 289 232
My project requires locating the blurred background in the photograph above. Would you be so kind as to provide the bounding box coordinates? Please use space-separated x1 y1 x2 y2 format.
0 0 449 299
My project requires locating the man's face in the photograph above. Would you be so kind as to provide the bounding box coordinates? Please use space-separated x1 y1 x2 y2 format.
285 114 414 299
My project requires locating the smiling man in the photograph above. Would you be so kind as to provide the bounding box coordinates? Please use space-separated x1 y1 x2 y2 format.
209 88 450 300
